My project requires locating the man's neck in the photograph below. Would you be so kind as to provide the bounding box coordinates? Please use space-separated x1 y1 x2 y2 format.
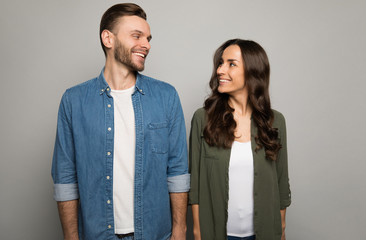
104 58 137 90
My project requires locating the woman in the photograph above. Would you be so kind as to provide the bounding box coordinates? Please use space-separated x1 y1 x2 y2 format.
189 39 291 240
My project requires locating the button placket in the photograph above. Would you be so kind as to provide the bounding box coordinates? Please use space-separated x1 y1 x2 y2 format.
104 93 114 232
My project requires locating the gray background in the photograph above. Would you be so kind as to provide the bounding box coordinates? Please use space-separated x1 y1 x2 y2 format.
1 0 365 239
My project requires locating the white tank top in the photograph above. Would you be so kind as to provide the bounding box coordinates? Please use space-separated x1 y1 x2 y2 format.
227 141 255 237
110 86 135 234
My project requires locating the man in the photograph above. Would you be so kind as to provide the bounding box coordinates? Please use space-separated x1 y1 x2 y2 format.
51 3 189 240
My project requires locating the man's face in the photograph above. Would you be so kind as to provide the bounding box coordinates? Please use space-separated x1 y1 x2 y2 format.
112 15 152 71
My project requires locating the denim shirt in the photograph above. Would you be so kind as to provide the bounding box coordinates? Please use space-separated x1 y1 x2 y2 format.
52 69 190 240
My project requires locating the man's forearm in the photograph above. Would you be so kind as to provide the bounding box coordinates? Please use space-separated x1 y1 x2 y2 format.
170 192 188 239
57 199 79 240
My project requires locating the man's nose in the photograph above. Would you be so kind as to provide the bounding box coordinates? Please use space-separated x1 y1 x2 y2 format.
142 38 151 51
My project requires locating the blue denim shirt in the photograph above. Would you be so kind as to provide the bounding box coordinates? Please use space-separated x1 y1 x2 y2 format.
52 69 190 240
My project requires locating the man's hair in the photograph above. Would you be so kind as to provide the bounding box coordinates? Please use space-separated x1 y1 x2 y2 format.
99 3 147 56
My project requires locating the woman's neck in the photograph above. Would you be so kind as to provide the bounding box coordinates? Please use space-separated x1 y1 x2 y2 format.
228 95 252 118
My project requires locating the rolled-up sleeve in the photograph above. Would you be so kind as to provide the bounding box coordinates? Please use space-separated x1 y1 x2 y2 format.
166 90 190 193
51 91 79 201
167 173 190 192
54 183 79 201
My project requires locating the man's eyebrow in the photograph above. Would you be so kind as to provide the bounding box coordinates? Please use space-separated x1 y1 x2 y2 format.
130 30 143 34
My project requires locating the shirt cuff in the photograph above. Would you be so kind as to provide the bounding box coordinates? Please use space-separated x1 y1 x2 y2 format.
54 183 79 201
280 192 291 209
167 173 190 193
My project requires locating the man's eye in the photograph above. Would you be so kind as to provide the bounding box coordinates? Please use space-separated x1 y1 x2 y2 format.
133 35 140 39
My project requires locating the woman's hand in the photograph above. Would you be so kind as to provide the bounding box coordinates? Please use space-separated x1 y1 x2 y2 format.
281 231 286 240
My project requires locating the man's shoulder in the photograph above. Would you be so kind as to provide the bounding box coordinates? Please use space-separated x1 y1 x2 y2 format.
63 77 98 97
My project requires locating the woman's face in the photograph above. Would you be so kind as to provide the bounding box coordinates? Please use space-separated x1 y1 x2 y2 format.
217 45 246 97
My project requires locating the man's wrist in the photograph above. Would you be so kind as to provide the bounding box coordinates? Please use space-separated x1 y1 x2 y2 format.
172 224 187 233
171 226 186 240
64 234 79 240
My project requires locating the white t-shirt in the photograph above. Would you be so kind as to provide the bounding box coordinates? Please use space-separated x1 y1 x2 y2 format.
227 141 255 237
110 86 135 234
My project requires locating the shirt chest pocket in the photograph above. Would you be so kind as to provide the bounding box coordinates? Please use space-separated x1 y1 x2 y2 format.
202 138 229 161
148 122 169 154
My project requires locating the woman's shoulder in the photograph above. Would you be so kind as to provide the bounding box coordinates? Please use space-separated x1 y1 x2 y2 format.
190 107 206 130
193 107 206 119
272 109 286 127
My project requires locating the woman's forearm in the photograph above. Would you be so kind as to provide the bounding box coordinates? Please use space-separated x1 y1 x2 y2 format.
192 204 201 240
280 208 287 240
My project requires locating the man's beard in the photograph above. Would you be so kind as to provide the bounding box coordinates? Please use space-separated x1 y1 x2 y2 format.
114 38 145 72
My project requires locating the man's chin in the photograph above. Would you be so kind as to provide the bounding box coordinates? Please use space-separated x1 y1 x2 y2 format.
125 63 144 72
134 64 145 72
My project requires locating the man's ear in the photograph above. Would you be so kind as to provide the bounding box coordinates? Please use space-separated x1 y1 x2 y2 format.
101 29 114 50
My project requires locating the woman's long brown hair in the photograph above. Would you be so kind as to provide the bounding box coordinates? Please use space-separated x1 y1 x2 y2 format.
203 39 281 161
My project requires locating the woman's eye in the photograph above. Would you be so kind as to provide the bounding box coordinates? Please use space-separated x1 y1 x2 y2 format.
230 63 236 67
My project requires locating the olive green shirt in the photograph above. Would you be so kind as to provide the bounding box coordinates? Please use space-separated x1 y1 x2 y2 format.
189 108 291 240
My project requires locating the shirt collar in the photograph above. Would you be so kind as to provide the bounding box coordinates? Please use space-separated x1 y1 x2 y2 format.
97 67 145 96
135 72 145 95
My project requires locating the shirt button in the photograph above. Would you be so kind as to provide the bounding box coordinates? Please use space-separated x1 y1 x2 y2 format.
106 176 110 180
108 127 112 131
107 104 111 108
108 225 111 229
107 87 110 91
107 200 111 204
107 152 111 156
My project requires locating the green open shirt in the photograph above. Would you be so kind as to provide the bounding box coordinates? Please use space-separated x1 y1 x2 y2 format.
188 108 291 240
